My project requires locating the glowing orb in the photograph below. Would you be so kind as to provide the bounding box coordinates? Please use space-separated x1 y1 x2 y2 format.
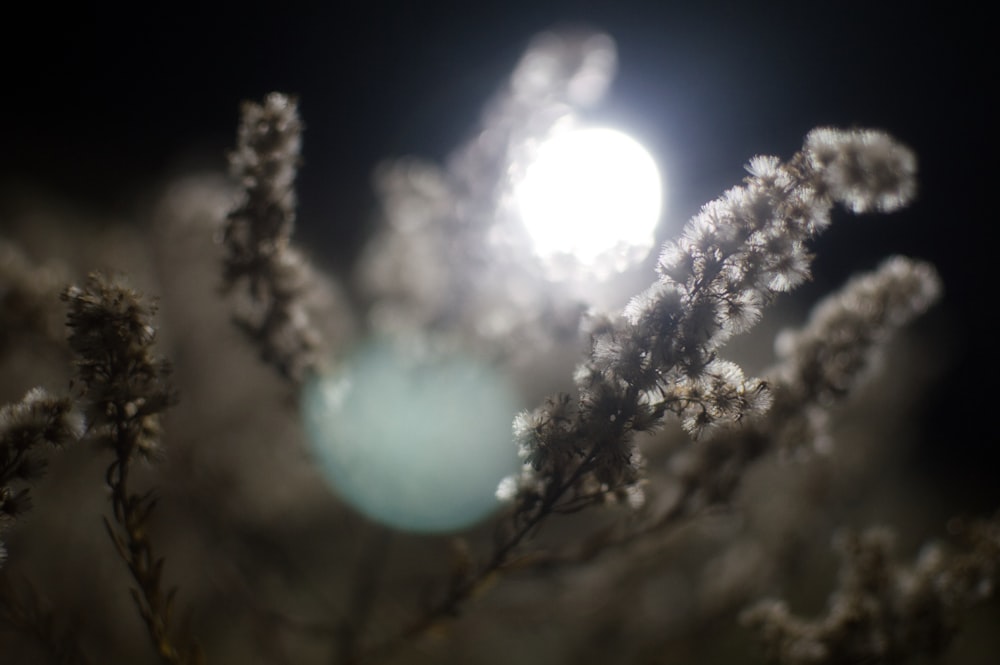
301 342 520 533
514 127 662 271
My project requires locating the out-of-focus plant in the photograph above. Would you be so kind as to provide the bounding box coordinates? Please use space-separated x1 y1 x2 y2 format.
0 27 994 665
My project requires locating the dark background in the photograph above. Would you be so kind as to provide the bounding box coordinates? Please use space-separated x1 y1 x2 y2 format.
2 1 994 506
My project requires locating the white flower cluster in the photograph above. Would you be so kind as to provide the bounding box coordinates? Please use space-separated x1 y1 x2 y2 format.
772 255 942 406
666 255 942 511
0 387 81 568
223 93 325 383
805 127 917 214
743 516 1000 664
501 127 919 513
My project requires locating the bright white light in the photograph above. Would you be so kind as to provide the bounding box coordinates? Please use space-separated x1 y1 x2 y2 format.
514 127 662 272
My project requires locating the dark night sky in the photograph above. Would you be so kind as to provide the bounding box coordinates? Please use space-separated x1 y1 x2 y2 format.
3 2 989 244
2 1 995 502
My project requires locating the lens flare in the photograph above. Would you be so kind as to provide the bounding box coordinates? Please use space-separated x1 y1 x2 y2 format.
301 342 521 533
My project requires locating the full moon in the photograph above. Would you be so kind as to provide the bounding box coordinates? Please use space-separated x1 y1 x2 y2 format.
514 127 662 271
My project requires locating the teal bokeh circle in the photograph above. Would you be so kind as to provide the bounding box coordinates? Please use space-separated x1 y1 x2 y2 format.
301 342 520 533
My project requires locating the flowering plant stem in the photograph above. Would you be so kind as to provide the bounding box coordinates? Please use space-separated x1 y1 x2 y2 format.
104 451 187 664
351 441 602 665
62 273 199 665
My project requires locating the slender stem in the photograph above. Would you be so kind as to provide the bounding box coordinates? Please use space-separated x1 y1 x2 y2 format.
105 419 189 665
351 444 601 665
